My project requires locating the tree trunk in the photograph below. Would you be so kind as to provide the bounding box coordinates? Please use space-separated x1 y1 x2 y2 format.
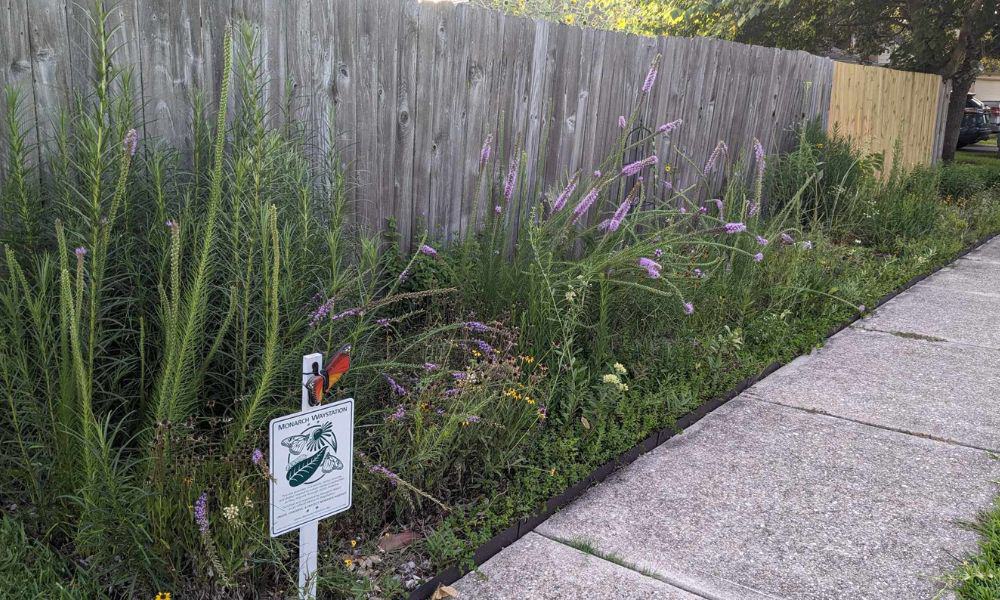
940 73 975 162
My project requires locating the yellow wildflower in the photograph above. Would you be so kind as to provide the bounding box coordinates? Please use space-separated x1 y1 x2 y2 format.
351 539 357 548
564 13 575 24
344 558 354 568
154 594 172 600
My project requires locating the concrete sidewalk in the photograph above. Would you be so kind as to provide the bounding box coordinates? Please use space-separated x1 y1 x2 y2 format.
454 239 1000 599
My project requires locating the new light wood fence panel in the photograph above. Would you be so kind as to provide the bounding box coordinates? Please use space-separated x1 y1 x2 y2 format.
827 61 945 172
2 0 944 248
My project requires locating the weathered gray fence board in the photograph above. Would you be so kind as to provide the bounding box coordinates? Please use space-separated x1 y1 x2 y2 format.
7 0 948 247
2 0 38 168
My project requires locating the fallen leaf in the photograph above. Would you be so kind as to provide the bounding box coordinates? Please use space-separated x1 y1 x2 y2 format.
580 416 591 430
377 530 421 552
431 584 459 599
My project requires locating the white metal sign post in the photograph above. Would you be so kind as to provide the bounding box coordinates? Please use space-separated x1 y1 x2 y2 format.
269 352 354 599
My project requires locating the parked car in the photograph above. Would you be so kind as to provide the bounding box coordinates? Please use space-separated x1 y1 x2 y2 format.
958 95 992 148
984 101 1000 134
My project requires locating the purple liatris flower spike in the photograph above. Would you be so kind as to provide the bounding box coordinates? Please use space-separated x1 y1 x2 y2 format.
551 176 578 212
618 115 627 128
693 268 703 277
464 321 490 333
723 222 746 234
571 188 599 224
657 119 682 134
494 204 502 214
369 464 400 487
593 170 601 178
713 198 724 213
600 197 633 233
423 362 439 371
641 62 658 92
503 153 520 200
194 492 209 533
654 248 664 258
780 232 795 245
464 415 481 425
683 302 695 315
703 140 728 175
123 128 139 157
638 257 662 279
621 155 657 177
748 202 760 217
251 448 264 465
664 180 673 192
330 307 361 322
309 297 335 327
698 206 707 215
383 374 407 397
387 404 407 421
376 318 390 327
753 252 764 262
419 244 438 258
480 133 493 166
397 268 411 284
74 247 87 258
756 235 768 246
472 339 494 355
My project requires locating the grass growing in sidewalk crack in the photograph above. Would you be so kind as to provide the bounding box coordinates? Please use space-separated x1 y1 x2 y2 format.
560 536 661 579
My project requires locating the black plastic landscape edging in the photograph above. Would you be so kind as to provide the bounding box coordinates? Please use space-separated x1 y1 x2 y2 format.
408 232 998 599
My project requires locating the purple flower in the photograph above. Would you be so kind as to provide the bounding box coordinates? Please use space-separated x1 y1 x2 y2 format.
194 492 209 533
123 128 139 157
753 138 766 178
464 321 490 333
369 464 399 487
537 405 548 420
593 170 602 178
753 252 764 263
503 153 520 200
599 197 632 233
748 203 760 217
621 155 657 177
397 268 411 284
451 371 468 380
472 339 494 355
654 248 664 258
309 297 335 327
780 232 794 245
618 115 627 129
383 374 408 397
422 362 439 371
683 302 694 315
641 62 658 92
387 404 407 422
494 204 502 214
756 235 768 246
376 318 390 327
801 240 813 250
330 307 361 322
418 244 438 258
723 222 746 234
464 415 481 425
692 268 703 278
664 180 673 193
698 206 707 215
713 198 724 213
251 448 264 465
703 140 728 176
74 247 87 258
571 188 599 224
443 387 461 397
638 257 662 279
657 119 682 134
552 176 578 213
480 134 493 166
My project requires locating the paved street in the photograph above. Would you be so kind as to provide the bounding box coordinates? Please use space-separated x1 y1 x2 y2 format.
455 238 1000 599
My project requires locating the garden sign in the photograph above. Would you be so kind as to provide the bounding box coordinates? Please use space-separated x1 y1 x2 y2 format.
269 352 354 599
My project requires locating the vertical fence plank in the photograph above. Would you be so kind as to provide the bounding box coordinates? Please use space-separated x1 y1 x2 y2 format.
1 0 38 174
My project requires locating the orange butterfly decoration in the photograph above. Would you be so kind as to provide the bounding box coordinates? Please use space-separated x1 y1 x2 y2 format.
305 344 351 405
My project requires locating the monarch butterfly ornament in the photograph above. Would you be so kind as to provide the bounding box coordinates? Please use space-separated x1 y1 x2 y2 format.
304 344 351 405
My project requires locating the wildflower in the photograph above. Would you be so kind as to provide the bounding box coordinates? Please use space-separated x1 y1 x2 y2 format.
756 235 768 246
780 232 795 245
549 467 557 476
683 302 694 315
723 222 746 234
243 496 252 508
472 339 494 355
713 198 724 213
351 539 358 548
222 504 240 522
397 268 411 284
698 206 707 215
638 257 662 279
657 118 682 135
383 374 408 397
703 140 728 175
526 396 536 405
618 115 627 128
194 492 209 533
748 203 760 217
801 240 813 250
464 321 490 333
330 307 361 322
376 318 390 327
165 219 175 229
753 138 765 167
344 558 354 568
693 268 703 278
753 252 764 263
308 297 334 327
480 133 493 166
602 373 627 392
74 246 87 258
154 594 172 600
418 244 438 258
593 170 602 178
494 204 502 214
551 176 578 212
613 362 627 375
369 464 400 487
503 153 520 200
641 61 658 92
665 181 673 194
251 448 264 465
621 155 657 177
463 415 481 425
521 355 535 364
537 405 548 420
123 128 139 157
654 248 664 258
599 197 632 233
451 371 467 381
387 404 407 421
858 304 866 312
443 388 460 397
565 290 577 302
422 362 439 371
571 188 599 224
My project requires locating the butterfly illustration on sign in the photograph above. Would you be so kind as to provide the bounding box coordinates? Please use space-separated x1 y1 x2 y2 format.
281 422 344 487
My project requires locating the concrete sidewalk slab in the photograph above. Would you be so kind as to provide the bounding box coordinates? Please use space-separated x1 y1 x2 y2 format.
917 258 1000 297
745 327 1000 451
859 284 1000 349
536 399 998 600
961 237 1000 264
452 532 705 599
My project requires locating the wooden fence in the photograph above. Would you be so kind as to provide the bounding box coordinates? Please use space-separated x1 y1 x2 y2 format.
1 0 948 247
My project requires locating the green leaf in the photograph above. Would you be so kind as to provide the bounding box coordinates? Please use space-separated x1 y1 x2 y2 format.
287 447 327 487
